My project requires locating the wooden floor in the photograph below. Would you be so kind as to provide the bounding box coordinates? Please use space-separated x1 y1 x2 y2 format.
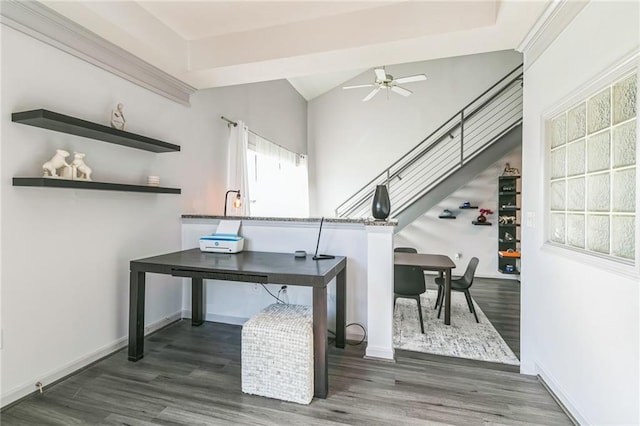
2 276 571 425
462 276 521 359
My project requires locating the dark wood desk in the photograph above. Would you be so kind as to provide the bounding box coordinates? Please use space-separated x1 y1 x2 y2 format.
394 253 456 325
128 248 347 399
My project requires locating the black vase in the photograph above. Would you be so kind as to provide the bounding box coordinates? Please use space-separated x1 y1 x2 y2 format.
372 185 391 220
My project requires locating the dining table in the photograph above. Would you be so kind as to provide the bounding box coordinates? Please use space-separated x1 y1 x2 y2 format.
394 252 457 325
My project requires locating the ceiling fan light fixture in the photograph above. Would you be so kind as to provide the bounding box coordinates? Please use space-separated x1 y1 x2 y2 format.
343 66 427 101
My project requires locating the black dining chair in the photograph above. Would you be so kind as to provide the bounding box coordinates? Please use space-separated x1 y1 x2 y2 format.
434 257 480 323
394 247 426 334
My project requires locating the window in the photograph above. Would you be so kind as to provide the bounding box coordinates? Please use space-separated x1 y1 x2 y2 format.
246 133 309 217
548 71 637 264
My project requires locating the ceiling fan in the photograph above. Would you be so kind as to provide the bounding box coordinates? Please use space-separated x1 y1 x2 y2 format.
343 67 427 102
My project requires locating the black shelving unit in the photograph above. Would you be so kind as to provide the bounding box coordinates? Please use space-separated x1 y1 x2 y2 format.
472 221 492 226
13 177 180 194
498 175 521 274
459 205 478 209
12 109 180 153
12 109 181 195
439 215 457 219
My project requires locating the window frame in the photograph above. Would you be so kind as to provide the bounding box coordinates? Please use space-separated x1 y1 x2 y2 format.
542 53 639 278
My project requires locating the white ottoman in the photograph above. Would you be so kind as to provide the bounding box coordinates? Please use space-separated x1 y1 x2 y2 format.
241 303 314 404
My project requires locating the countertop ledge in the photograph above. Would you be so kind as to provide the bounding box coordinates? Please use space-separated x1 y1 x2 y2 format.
182 215 397 226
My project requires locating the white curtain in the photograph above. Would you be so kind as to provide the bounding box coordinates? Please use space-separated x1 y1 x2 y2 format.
226 120 250 216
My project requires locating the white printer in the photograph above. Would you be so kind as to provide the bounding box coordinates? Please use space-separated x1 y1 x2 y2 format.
199 220 245 253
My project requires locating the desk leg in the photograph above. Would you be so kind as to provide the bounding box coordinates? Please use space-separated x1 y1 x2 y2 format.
192 277 205 326
445 269 452 326
313 286 328 399
336 267 346 349
128 269 145 361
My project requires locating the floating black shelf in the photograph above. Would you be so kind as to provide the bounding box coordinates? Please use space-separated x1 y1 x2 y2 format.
472 221 492 226
499 238 521 243
499 175 521 180
500 206 520 211
459 205 478 209
13 177 181 194
498 191 521 195
438 215 457 219
12 109 180 153
499 223 521 227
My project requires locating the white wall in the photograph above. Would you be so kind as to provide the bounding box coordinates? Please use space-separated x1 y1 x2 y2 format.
1 26 187 405
521 2 639 424
307 50 522 216
1 25 308 406
395 147 521 278
182 81 307 216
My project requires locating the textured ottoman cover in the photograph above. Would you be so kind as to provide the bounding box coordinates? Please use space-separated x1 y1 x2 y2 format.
241 303 314 404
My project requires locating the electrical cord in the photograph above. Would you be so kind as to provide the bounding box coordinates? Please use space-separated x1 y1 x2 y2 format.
327 323 367 346
258 285 367 345
260 283 287 304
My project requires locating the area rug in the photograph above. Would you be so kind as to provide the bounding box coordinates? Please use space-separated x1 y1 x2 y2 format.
393 289 520 365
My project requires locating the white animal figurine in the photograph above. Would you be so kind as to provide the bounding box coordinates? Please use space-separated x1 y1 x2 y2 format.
71 152 92 181
42 149 70 177
110 103 126 130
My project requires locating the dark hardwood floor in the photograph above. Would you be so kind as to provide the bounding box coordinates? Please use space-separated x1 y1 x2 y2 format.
469 277 521 359
3 280 571 426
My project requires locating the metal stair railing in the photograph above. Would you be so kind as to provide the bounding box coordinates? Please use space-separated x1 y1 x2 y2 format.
335 64 523 219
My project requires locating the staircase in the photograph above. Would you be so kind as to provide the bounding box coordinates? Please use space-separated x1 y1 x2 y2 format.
334 64 523 231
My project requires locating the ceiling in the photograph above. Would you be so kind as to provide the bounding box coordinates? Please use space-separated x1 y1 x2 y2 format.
42 1 549 100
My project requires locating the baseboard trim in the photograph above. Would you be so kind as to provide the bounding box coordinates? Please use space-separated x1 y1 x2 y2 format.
365 345 395 361
1 311 182 409
535 364 586 425
183 310 367 342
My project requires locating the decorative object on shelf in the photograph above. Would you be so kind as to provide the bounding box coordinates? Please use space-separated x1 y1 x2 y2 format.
504 264 515 273
71 152 92 181
372 184 391 220
42 149 71 178
147 175 160 187
13 109 180 152
499 215 517 224
476 208 493 223
224 189 242 216
504 232 515 241
110 103 126 130
502 162 520 176
462 201 471 208
438 209 456 219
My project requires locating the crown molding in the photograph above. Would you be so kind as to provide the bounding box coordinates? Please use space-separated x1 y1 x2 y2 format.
516 0 588 71
0 0 196 106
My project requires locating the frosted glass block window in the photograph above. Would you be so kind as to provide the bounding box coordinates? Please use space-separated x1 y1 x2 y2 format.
567 104 586 142
567 140 586 176
588 89 611 134
587 131 610 172
548 71 636 264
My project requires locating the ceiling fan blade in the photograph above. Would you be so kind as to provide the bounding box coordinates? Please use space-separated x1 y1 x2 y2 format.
374 68 386 81
394 74 427 84
391 85 412 97
343 83 376 90
363 87 381 102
